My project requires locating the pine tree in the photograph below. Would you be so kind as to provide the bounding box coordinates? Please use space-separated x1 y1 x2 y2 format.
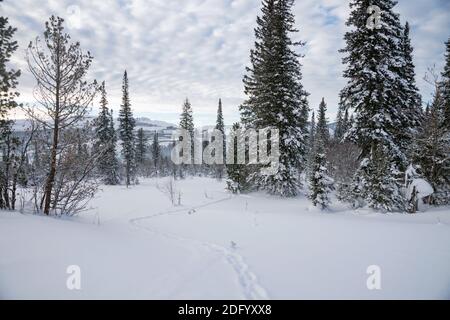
240 0 309 197
441 37 450 129
215 98 226 179
26 16 98 215
118 70 136 187
151 131 161 175
308 114 334 210
316 98 330 146
339 0 413 211
0 5 21 210
93 82 119 185
0 6 20 129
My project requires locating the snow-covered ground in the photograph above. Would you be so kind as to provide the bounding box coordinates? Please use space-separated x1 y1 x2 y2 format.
1 177 450 300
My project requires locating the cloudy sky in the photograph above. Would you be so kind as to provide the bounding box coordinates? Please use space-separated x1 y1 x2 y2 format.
3 0 450 126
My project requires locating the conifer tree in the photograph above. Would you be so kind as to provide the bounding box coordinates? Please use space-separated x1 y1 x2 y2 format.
413 85 450 204
26 16 98 215
441 37 450 129
226 123 252 193
334 103 345 142
339 0 414 210
118 70 136 187
0 5 21 210
179 98 194 154
306 111 316 174
240 0 309 197
0 4 20 130
178 98 195 177
151 131 161 175
397 21 422 156
107 110 120 184
316 98 330 146
135 128 148 167
94 82 119 185
215 98 226 179
309 114 334 210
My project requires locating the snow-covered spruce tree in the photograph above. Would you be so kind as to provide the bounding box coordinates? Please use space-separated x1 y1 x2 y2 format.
354 145 404 212
214 98 226 180
151 131 161 176
94 82 119 185
226 123 252 194
306 111 316 175
397 21 423 157
442 37 450 130
333 102 345 142
308 143 334 210
118 70 136 187
413 84 450 204
308 104 334 209
179 98 195 145
178 98 195 177
108 110 120 183
339 0 418 211
334 99 352 142
240 0 309 197
315 98 330 147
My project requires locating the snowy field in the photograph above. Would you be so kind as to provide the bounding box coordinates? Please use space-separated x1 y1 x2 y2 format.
1 177 450 300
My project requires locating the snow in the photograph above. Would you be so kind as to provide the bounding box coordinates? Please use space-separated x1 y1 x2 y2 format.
1 177 450 299
407 178 434 199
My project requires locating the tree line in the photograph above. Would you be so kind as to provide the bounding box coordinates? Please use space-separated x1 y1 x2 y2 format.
1 0 449 215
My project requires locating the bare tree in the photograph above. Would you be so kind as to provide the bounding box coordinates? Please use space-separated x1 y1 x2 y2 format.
25 16 98 215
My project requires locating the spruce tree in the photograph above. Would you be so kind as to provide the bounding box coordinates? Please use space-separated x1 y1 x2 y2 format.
135 128 148 167
306 111 316 174
107 110 120 184
151 131 161 175
334 102 345 142
118 70 136 187
179 98 195 142
316 98 330 146
441 37 450 129
397 21 422 156
354 145 404 212
339 0 414 211
215 98 226 179
240 0 309 197
308 112 334 210
179 98 195 177
94 82 119 185
413 86 450 204
226 123 252 193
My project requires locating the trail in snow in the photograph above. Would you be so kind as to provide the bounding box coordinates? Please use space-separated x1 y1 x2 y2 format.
129 194 270 300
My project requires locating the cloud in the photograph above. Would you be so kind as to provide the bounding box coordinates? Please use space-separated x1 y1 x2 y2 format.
2 0 449 126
